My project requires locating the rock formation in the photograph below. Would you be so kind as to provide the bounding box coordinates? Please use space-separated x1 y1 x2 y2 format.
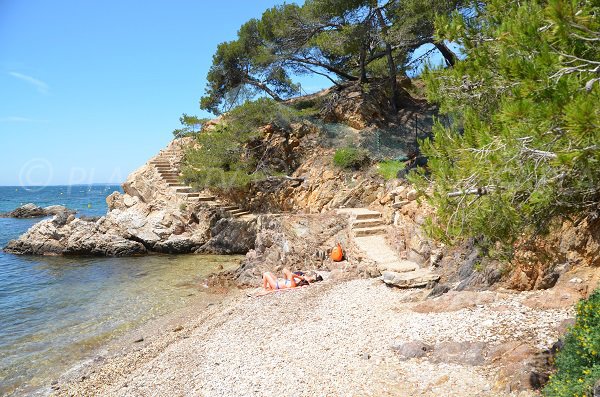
4 139 257 257
0 203 75 218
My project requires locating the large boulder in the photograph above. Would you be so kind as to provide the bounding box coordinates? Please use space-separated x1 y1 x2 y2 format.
3 216 146 256
198 217 258 255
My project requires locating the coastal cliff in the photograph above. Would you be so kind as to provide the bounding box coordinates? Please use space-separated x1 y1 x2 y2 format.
4 139 256 256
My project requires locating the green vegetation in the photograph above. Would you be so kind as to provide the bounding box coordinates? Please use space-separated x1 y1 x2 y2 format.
200 0 466 114
543 289 600 397
411 0 600 245
333 147 370 170
172 114 208 139
377 160 405 180
181 99 300 190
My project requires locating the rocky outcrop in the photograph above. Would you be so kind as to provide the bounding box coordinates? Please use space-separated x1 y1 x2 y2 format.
4 216 146 256
3 139 257 257
320 79 415 129
0 203 75 218
509 217 600 290
234 213 367 285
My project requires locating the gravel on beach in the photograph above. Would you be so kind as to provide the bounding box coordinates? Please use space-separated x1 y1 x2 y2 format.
54 278 574 397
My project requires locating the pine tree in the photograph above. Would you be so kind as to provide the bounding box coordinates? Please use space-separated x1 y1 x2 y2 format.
412 0 600 245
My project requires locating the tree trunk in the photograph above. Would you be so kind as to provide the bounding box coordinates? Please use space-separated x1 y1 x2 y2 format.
375 8 399 112
359 44 368 83
244 78 283 102
292 57 358 81
434 41 458 67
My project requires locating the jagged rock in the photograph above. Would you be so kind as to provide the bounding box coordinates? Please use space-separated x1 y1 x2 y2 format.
198 217 257 255
4 217 146 256
428 283 451 298
155 235 205 254
0 203 75 218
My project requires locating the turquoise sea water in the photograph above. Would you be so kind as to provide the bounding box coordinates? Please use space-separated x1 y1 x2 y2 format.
0 185 240 395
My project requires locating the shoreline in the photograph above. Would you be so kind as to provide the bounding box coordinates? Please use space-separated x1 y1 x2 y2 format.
45 284 245 396
49 275 581 397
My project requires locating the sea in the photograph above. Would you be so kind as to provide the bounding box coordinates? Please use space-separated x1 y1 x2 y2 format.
0 185 241 396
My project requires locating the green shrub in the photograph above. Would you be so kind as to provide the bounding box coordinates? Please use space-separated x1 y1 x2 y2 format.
543 289 600 397
181 98 301 190
333 147 370 170
377 160 405 180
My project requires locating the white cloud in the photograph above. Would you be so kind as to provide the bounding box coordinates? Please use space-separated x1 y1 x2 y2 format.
9 71 49 94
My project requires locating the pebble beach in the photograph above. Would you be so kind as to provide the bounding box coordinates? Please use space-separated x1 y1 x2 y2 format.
53 277 575 397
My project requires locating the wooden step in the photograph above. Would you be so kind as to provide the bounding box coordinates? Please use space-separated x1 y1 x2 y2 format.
167 183 185 187
220 206 238 211
354 226 386 237
228 209 247 215
353 219 384 229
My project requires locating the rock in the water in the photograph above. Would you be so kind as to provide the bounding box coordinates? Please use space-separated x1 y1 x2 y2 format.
0 203 75 218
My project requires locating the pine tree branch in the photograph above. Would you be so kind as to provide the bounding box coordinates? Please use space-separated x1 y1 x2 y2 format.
447 186 500 197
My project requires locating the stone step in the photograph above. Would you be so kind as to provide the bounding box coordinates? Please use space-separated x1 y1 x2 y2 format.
173 187 192 193
220 206 238 211
228 209 247 216
356 212 382 220
382 269 440 288
233 211 251 217
377 260 419 274
159 172 180 176
167 183 185 187
354 226 386 237
337 208 381 221
353 219 384 229
196 196 216 202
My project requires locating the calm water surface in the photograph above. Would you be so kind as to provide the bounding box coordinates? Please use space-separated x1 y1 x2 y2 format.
0 185 241 395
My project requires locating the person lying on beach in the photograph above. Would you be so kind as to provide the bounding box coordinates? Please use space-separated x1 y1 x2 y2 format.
255 269 322 296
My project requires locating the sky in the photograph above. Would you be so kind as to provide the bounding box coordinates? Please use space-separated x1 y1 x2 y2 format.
0 1 448 187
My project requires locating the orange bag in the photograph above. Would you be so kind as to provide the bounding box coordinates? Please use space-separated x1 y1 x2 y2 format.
330 242 343 262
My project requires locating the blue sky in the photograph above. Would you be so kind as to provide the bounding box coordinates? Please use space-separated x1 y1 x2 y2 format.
0 1 448 186
0 0 317 186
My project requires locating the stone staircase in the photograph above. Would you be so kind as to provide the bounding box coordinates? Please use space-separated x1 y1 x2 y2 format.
148 144 252 218
338 208 439 288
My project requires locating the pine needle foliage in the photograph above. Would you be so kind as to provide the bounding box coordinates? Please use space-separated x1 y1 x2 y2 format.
411 0 600 245
181 98 300 190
